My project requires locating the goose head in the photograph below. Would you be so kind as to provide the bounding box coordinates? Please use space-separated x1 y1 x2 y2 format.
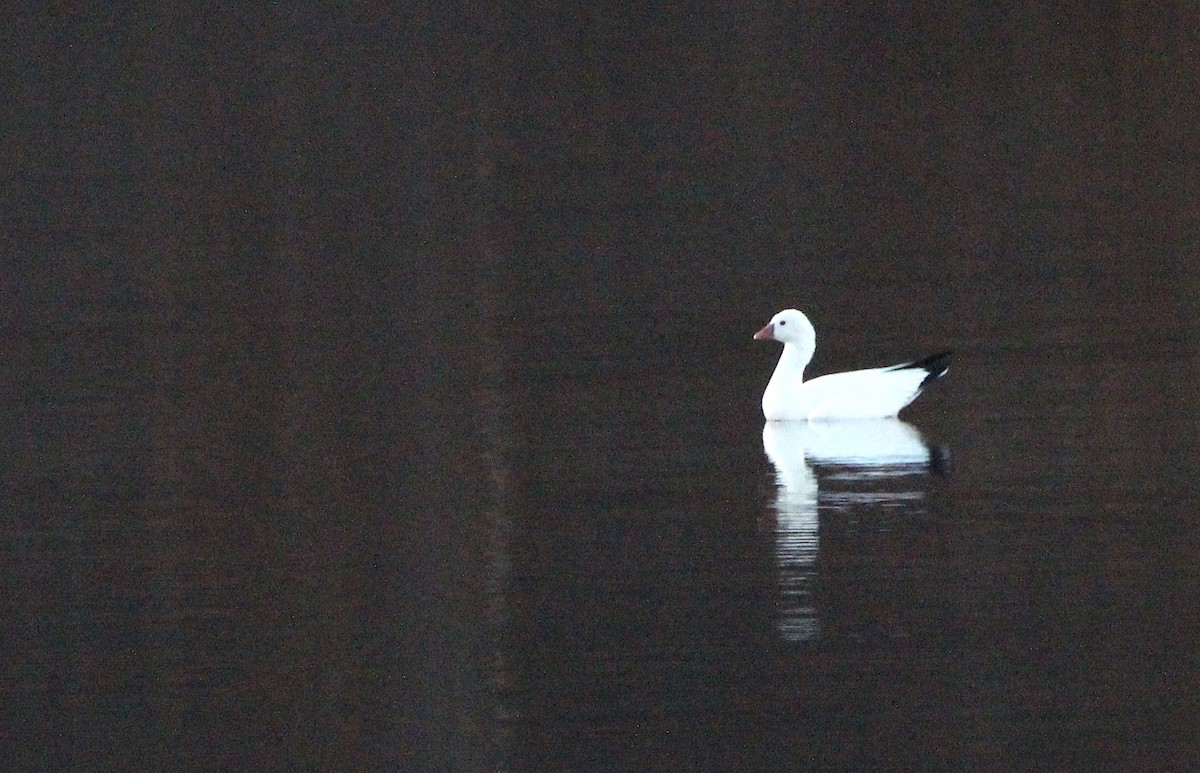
754 309 816 350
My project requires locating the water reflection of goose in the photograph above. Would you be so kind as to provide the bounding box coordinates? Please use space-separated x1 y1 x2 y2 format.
763 419 946 643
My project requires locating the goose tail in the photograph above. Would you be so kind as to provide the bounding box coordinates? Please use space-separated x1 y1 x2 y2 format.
888 350 953 388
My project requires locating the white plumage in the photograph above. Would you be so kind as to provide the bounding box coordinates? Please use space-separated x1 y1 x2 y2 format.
754 309 950 421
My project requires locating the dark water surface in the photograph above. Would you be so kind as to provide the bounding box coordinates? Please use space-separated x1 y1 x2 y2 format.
5 4 1200 771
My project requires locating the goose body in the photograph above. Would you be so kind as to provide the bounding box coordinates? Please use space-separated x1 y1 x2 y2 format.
754 309 950 421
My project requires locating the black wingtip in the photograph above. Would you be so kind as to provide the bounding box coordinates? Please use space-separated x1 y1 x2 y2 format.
889 350 953 387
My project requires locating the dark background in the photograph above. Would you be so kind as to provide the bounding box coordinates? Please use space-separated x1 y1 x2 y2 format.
3 4 1198 771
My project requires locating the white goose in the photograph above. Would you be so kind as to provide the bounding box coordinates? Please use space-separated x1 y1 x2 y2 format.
754 309 950 421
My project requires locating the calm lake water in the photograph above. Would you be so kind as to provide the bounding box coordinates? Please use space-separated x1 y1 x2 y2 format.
5 4 1200 772
481 294 1200 771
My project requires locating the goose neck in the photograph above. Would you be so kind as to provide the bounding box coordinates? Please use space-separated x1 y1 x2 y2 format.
778 342 813 380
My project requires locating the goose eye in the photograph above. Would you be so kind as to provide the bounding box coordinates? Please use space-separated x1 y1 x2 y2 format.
779 320 787 326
